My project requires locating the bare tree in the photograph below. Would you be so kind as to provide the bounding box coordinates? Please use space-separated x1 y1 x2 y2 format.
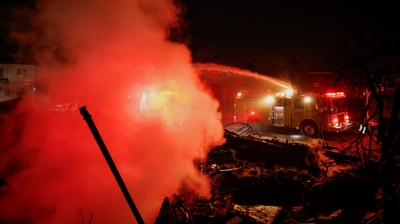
336 27 400 223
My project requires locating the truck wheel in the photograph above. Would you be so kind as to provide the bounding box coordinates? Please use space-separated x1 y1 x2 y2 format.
301 121 319 138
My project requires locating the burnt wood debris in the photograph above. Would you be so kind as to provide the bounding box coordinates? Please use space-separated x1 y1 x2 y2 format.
155 123 398 224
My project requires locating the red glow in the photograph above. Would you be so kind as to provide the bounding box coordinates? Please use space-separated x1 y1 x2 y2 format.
0 0 225 223
325 92 346 98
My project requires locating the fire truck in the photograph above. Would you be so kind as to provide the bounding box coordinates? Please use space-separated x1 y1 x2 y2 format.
234 89 353 137
127 90 183 125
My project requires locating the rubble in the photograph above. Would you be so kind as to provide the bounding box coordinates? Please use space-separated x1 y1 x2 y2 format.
156 124 384 223
231 204 282 224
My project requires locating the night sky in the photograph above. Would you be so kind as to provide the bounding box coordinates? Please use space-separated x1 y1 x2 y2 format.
1 1 399 69
182 1 399 71
0 0 35 60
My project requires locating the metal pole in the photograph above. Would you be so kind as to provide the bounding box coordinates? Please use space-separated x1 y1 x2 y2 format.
79 106 145 224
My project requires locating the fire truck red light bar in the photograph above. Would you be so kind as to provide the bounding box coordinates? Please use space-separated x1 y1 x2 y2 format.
325 92 345 98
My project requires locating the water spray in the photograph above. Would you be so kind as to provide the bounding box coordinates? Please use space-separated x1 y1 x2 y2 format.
79 106 145 224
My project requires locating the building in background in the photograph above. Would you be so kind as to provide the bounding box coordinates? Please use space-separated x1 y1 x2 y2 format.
0 63 35 103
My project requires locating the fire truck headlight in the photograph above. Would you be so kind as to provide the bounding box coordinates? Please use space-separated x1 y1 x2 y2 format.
304 96 311 103
237 92 242 98
265 95 275 104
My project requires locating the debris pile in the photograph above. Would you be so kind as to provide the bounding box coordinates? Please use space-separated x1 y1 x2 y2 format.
156 125 383 223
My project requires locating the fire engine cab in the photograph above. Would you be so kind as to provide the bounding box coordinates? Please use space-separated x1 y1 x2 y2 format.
234 89 353 137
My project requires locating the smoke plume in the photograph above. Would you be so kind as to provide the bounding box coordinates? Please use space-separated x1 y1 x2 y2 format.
0 0 225 223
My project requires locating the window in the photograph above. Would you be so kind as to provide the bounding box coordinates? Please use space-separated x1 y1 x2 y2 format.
294 99 304 109
17 69 27 78
0 68 4 77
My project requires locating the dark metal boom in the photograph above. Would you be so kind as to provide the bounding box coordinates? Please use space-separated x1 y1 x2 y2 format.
79 106 145 224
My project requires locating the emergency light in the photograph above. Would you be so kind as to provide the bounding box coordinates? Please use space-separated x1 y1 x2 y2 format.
325 92 345 98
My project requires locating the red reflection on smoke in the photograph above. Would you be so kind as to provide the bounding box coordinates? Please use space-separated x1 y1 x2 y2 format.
1 0 225 223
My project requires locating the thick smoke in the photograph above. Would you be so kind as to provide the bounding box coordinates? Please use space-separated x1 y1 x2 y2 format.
0 0 225 223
